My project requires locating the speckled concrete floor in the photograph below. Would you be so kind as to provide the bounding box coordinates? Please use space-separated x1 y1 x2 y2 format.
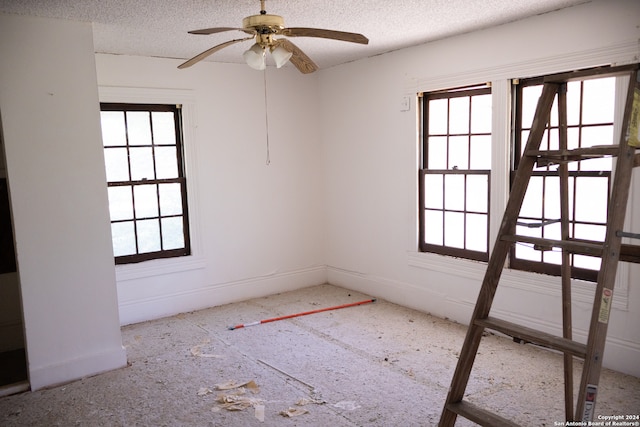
0 284 638 426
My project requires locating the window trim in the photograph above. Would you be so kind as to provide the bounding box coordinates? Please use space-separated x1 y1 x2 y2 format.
98 86 205 280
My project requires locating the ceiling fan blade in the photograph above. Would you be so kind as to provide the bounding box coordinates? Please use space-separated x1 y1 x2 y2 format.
178 37 254 69
281 27 369 44
188 27 255 36
278 39 318 74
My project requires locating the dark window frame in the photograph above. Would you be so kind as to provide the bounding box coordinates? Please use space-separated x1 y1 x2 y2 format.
419 85 492 262
509 70 619 282
100 103 191 265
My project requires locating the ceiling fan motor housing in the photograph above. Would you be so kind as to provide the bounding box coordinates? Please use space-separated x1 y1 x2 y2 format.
242 14 285 33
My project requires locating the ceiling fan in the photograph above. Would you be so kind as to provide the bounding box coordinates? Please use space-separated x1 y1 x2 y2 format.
178 0 369 73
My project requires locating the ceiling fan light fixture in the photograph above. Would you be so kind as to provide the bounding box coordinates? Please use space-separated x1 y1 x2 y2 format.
271 45 293 68
243 43 266 70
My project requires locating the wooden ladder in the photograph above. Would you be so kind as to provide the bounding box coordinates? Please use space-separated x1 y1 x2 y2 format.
439 64 640 426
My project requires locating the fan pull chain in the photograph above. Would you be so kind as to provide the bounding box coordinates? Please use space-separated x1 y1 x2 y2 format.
263 69 271 165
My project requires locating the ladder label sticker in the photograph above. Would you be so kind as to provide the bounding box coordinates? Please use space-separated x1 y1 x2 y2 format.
629 88 640 147
598 288 613 324
582 384 598 421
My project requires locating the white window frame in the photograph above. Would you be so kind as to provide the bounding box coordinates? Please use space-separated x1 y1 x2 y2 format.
99 87 205 281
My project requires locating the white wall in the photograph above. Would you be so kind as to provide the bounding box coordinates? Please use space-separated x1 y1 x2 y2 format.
95 54 326 325
320 0 640 376
0 14 127 390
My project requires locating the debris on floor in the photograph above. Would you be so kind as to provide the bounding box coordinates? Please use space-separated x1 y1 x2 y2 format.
254 404 265 422
214 392 263 411
279 407 309 417
214 380 259 393
197 387 212 396
190 339 223 358
333 400 360 411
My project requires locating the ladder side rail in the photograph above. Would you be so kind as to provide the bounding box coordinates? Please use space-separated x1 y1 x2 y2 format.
557 83 575 421
575 69 639 421
439 82 560 427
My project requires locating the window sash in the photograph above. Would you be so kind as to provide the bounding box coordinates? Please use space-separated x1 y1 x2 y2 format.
509 70 619 282
419 85 492 261
100 103 190 264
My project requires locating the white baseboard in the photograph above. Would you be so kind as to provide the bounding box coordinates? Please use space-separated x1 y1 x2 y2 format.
118 266 328 326
29 345 127 391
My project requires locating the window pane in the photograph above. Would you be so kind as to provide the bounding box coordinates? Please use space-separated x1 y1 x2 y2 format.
543 221 562 240
126 111 152 146
428 99 448 134
130 147 155 180
137 219 161 253
108 186 133 221
581 125 613 148
159 183 183 216
101 111 127 146
152 111 176 145
514 222 542 262
543 176 560 220
546 128 559 151
549 95 559 127
515 244 541 262
444 211 464 248
444 174 464 210
574 223 606 242
449 97 469 134
466 175 488 213
574 177 608 223
424 174 443 209
155 146 179 179
104 148 130 182
162 217 185 250
471 94 492 134
469 135 491 169
466 213 487 252
448 136 469 169
543 248 562 266
134 184 159 218
582 77 615 124
574 254 601 271
521 86 543 128
566 81 582 126
428 137 447 169
424 210 443 245
520 176 543 219
111 222 136 256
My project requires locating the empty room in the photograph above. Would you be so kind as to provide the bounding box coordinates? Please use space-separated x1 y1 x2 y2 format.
0 0 639 425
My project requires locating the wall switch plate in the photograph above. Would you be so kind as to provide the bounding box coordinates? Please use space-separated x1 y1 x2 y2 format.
400 96 410 112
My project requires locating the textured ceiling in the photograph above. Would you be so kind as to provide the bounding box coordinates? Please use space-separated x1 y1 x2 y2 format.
0 0 589 71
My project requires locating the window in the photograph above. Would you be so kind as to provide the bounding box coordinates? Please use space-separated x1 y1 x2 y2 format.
419 85 492 261
100 103 190 264
510 72 617 282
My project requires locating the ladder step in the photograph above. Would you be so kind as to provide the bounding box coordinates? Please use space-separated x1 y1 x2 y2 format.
501 234 603 256
446 401 520 427
476 317 587 358
525 145 625 166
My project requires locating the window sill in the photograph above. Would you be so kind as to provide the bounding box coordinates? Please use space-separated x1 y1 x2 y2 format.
407 251 629 310
115 255 206 282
